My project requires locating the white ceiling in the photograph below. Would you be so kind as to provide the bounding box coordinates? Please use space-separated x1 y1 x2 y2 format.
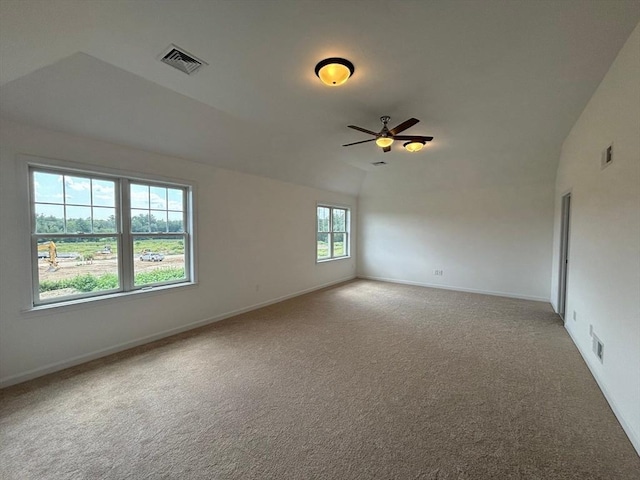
1 0 638 195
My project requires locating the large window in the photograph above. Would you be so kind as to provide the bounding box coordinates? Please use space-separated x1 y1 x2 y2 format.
317 205 349 261
30 165 193 306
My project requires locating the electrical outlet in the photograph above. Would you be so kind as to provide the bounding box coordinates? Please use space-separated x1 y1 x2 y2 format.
433 269 444 276
573 310 577 321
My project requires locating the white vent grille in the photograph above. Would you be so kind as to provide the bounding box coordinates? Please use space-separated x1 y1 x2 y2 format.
592 333 604 363
160 45 207 75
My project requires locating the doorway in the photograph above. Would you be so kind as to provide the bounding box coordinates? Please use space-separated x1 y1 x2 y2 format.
558 193 571 319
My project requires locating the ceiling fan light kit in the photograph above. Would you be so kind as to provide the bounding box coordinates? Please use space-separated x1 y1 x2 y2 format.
342 116 433 153
404 140 425 152
375 137 394 148
314 57 354 86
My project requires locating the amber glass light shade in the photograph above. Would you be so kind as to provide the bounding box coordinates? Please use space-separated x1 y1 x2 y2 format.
314 58 355 86
404 141 425 152
376 137 394 148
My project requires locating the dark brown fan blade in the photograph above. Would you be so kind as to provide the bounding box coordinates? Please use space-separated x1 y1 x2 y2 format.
342 138 376 147
348 125 378 136
383 146 391 153
391 135 434 142
389 118 419 136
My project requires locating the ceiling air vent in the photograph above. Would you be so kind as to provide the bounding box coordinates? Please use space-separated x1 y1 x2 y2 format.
372 161 387 166
160 45 207 75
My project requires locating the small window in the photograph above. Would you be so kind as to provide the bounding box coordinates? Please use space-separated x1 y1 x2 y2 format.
317 205 349 261
30 165 193 306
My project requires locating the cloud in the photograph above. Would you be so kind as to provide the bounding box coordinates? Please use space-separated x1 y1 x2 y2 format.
65 178 91 191
149 193 166 209
93 184 114 194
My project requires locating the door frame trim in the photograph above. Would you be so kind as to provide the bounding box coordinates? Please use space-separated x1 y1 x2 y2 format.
558 191 572 319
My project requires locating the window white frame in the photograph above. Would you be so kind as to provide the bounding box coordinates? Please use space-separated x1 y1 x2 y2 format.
27 160 195 307
316 204 350 262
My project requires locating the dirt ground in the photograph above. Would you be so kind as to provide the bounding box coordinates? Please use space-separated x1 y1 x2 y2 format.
39 254 185 281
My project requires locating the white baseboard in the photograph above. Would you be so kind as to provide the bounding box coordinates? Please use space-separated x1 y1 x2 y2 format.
565 326 640 456
358 275 550 303
0 275 356 388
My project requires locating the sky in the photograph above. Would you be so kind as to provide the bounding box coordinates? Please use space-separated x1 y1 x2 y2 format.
33 171 183 221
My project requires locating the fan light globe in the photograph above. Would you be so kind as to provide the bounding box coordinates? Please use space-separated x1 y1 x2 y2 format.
376 137 394 148
404 141 425 152
315 58 354 86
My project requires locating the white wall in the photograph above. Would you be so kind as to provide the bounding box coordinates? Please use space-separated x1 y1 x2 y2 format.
357 152 555 302
0 119 357 386
550 23 640 453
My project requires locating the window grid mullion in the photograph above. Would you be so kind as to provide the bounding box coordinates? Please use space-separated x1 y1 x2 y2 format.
329 207 333 258
62 176 67 233
120 178 133 291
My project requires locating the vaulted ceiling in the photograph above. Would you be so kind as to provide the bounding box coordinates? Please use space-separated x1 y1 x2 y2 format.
1 0 638 195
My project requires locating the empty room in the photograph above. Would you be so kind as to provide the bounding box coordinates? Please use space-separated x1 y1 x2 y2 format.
1 1 639 478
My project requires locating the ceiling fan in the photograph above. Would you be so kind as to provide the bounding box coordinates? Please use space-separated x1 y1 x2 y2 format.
343 116 433 153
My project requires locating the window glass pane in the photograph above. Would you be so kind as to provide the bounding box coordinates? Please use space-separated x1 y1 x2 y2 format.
333 209 346 232
35 204 65 233
333 233 346 257
133 236 186 286
36 236 119 302
130 184 149 209
317 232 330 260
167 188 183 211
149 186 167 209
167 211 184 232
150 211 168 233
92 179 115 207
33 172 64 204
93 207 117 233
131 210 150 232
64 176 92 205
317 207 330 232
65 206 92 233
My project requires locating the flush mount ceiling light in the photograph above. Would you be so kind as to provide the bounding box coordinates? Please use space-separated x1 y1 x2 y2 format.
404 140 426 152
314 57 355 86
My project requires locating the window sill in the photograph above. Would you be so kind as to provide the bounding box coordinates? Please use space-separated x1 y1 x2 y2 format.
316 256 351 264
22 281 198 317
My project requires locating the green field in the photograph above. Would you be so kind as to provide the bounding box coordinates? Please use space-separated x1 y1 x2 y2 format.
317 241 345 259
40 239 185 258
132 239 184 255
40 267 186 293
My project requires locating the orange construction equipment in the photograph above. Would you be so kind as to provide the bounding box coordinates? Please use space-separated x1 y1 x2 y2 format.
37 241 59 271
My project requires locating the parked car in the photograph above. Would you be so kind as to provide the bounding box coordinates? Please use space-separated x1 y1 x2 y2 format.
140 252 164 262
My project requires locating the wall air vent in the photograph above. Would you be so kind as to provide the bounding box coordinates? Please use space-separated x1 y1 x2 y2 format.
601 143 613 170
592 332 604 363
372 161 387 166
160 45 207 75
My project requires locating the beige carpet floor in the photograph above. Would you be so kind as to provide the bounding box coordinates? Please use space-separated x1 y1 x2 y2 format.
1 280 638 479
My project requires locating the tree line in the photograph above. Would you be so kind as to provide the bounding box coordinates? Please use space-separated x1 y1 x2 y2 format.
36 214 184 235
